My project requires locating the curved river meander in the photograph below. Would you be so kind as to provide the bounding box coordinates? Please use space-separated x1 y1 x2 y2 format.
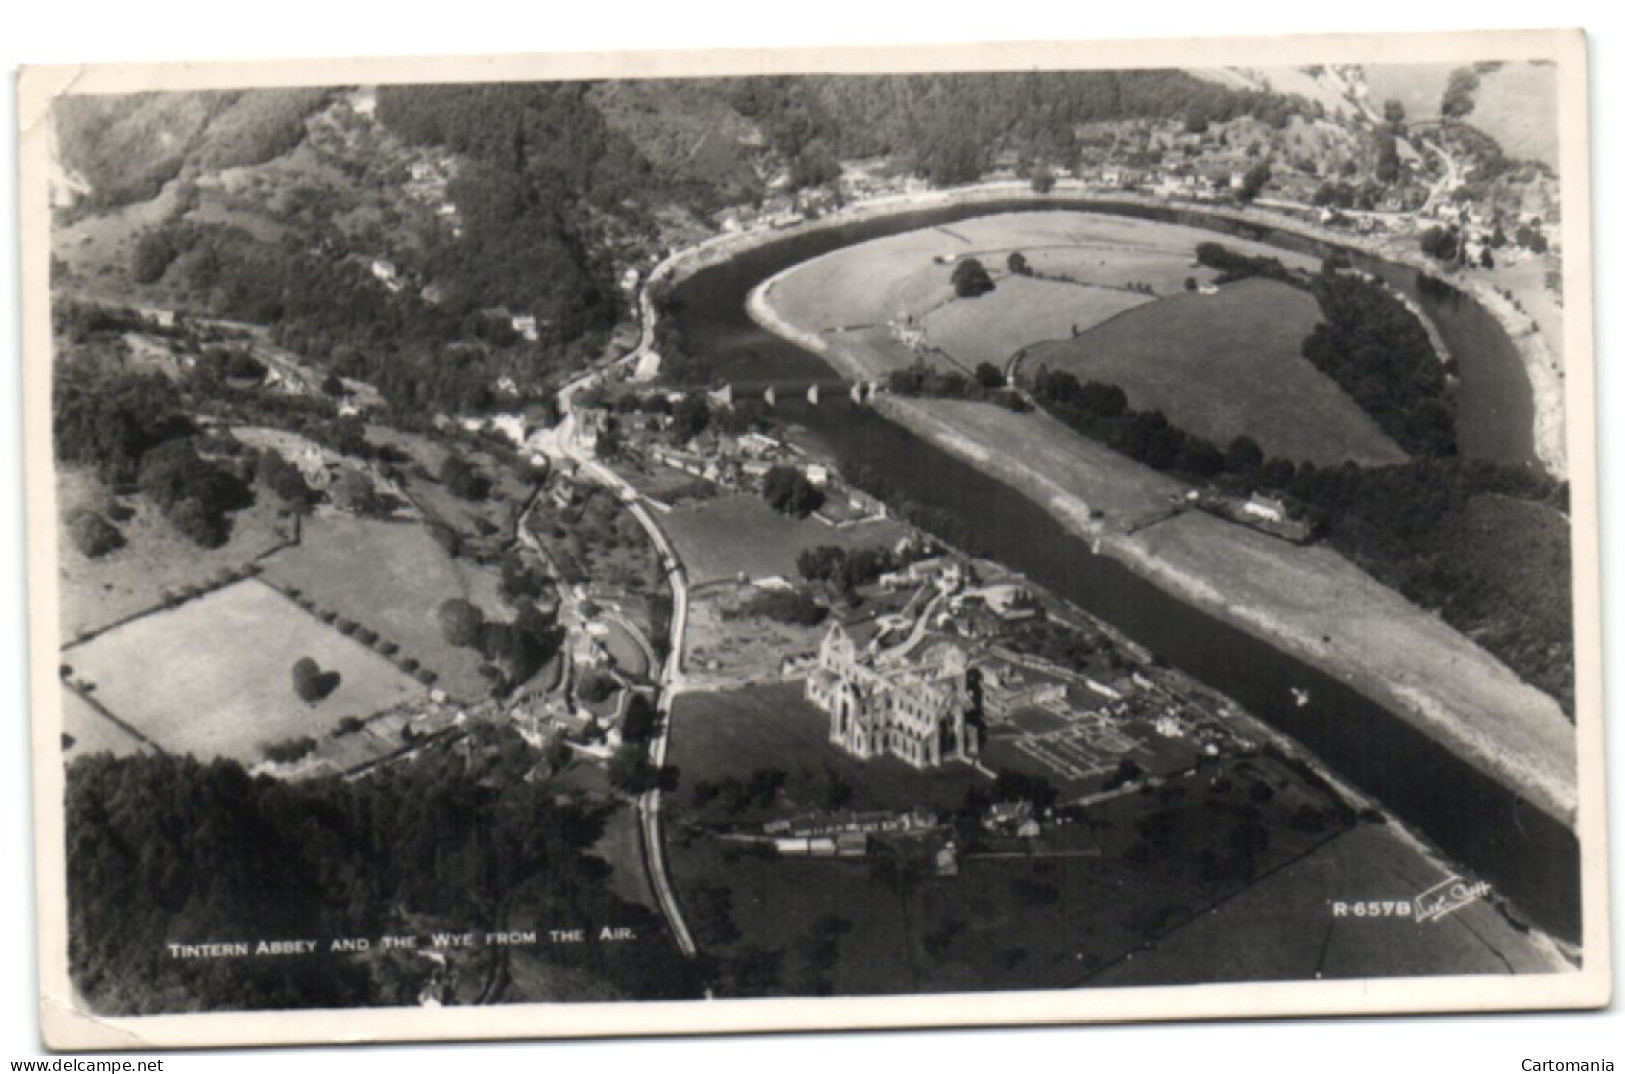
666 199 1578 945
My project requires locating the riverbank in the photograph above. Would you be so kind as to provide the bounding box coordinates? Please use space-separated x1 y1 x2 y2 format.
657 179 1565 479
750 292 1575 830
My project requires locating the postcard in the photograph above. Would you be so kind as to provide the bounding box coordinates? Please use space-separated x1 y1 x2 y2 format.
16 28 1608 1049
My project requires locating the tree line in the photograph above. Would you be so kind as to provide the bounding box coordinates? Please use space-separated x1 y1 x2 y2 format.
65 726 699 1014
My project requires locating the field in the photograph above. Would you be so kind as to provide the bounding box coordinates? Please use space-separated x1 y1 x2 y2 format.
590 804 660 913
66 578 425 764
367 426 534 544
56 467 297 640
1361 61 1559 167
881 395 1183 523
1470 62 1561 168
920 276 1150 372
1444 493 1574 711
58 686 152 761
667 752 1358 994
685 584 831 684
1022 278 1408 466
668 682 986 816
1089 822 1568 984
659 491 908 585
764 211 1323 380
259 513 505 701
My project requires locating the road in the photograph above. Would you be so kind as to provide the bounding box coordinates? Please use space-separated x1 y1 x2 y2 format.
550 356 699 956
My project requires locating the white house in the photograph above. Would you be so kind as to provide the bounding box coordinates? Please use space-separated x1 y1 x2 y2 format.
1242 493 1288 524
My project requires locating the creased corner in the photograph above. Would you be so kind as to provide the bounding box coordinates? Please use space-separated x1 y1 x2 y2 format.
39 989 150 1053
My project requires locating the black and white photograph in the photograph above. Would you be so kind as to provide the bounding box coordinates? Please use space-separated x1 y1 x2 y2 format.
11 23 1611 1052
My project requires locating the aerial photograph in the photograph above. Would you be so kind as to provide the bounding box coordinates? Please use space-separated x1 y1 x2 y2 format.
31 43 1596 1029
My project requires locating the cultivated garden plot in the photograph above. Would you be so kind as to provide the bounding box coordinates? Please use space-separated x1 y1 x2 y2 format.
66 578 425 764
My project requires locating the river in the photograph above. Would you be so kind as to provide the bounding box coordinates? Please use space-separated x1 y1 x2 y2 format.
664 201 1578 946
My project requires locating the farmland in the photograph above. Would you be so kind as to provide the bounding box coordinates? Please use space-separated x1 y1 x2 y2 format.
666 748 1359 995
919 276 1150 372
58 686 152 761
56 466 297 641
763 211 1322 381
65 578 424 764
258 513 505 701
1021 278 1409 466
1088 822 1568 984
659 490 908 585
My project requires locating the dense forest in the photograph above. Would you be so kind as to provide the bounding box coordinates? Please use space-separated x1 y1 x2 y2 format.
67 726 699 1013
724 70 1316 185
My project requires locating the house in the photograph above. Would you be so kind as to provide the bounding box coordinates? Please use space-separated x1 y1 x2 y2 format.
511 315 539 342
803 463 830 487
1242 493 1288 524
370 259 400 288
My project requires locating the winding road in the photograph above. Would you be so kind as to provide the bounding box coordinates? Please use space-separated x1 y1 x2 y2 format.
543 279 699 956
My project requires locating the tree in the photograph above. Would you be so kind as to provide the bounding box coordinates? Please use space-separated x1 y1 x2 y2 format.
621 693 659 746
67 510 124 558
1374 131 1401 185
439 454 489 501
1235 161 1272 204
1226 435 1265 476
973 362 1005 389
1029 164 1056 195
1419 225 1461 262
949 258 994 298
1382 99 1406 129
1184 277 1198 292
437 598 485 648
577 671 618 705
320 372 345 398
762 466 824 518
1440 68 1479 119
291 657 335 703
330 467 384 516
608 744 657 793
1006 251 1031 277
670 393 711 444
796 545 848 583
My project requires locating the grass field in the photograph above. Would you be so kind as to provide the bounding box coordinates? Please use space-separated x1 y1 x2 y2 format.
667 754 1358 994
660 491 908 585
259 514 504 701
56 467 297 640
921 277 1151 371
1470 62 1560 168
59 686 152 761
1362 61 1558 167
1022 278 1408 466
68 578 424 764
599 618 652 679
1089 822 1567 984
590 804 660 913
765 211 1323 383
668 682 986 816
